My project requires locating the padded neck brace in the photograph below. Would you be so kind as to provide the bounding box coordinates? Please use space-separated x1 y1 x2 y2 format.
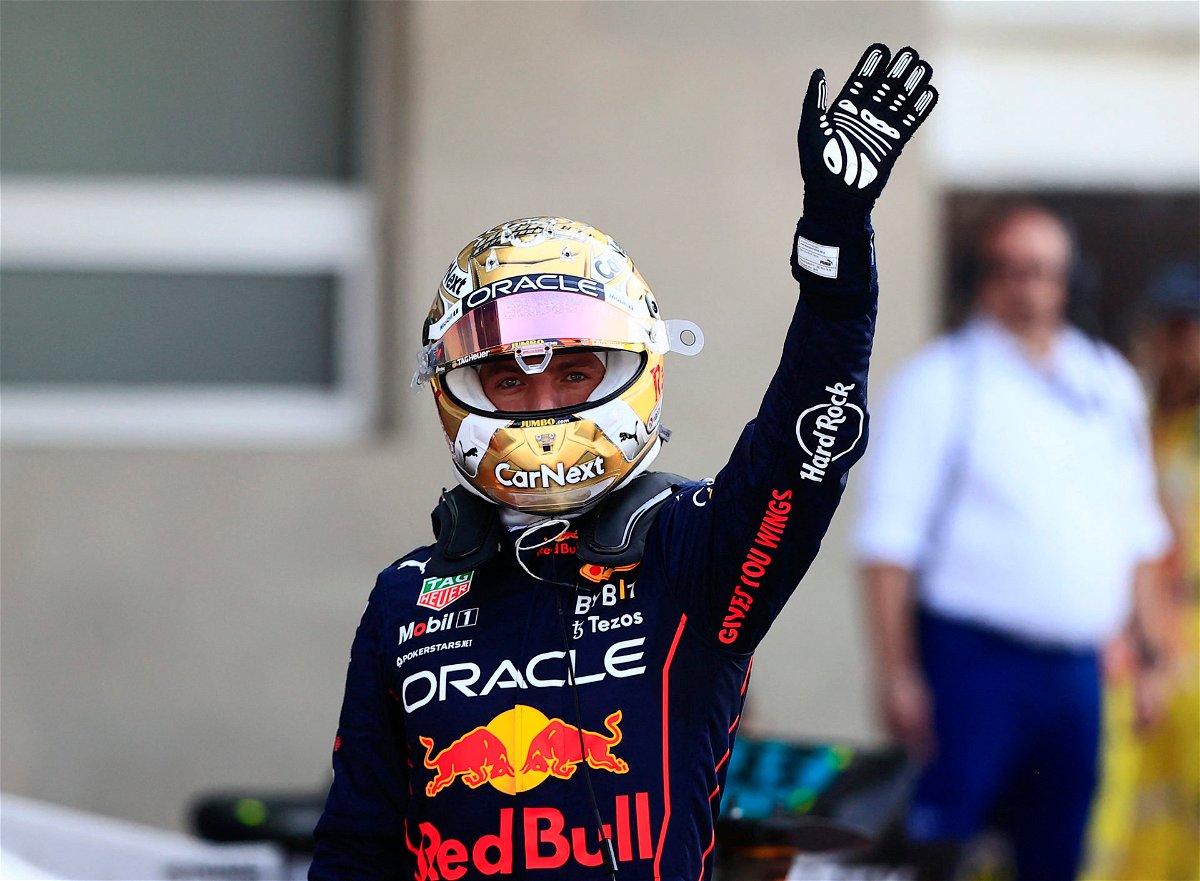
426 470 687 577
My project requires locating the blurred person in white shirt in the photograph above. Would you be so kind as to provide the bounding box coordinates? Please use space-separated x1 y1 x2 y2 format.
854 205 1172 881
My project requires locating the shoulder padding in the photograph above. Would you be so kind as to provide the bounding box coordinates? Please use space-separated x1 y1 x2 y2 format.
426 472 689 576
427 486 506 577
575 471 688 568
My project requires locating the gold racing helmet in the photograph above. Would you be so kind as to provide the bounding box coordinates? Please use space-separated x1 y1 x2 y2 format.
412 217 704 515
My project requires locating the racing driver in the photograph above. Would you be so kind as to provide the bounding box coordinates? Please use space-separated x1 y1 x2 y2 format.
311 44 938 881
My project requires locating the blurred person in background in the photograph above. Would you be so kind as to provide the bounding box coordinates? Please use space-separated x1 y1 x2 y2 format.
310 45 937 881
854 204 1173 881
1085 262 1199 881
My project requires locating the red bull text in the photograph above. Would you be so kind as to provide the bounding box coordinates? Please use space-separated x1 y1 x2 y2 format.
407 792 654 879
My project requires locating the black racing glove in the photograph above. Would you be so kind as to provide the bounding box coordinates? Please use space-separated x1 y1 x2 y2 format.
792 44 938 291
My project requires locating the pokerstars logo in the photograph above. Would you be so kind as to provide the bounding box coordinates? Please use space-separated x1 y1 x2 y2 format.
796 382 863 482
495 457 605 489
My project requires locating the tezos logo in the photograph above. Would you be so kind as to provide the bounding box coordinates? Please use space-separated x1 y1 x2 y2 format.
417 572 474 611
796 383 863 482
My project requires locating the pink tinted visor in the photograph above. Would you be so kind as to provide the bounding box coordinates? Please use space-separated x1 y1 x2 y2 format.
423 291 656 376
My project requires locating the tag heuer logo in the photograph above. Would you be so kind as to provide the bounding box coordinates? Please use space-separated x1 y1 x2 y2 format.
417 572 474 611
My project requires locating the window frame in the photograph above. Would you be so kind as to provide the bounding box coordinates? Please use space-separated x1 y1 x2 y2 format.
0 177 379 446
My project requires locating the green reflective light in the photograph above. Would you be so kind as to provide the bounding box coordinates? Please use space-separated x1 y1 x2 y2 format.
234 798 268 827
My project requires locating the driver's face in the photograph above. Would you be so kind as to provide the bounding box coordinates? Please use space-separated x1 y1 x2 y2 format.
478 352 605 412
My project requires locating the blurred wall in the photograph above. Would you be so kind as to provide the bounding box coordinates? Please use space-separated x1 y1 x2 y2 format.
2 0 1110 832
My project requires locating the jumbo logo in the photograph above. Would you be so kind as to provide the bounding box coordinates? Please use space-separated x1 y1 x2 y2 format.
796 382 863 482
418 705 628 798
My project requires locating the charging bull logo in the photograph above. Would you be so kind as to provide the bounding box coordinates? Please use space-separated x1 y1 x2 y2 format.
420 729 515 797
521 711 628 779
419 705 628 797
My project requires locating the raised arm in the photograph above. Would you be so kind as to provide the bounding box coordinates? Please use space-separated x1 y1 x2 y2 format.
660 45 938 652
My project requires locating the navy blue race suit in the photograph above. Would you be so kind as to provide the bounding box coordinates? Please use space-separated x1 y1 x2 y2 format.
310 211 879 881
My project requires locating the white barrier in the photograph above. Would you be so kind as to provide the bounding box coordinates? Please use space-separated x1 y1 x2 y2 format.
0 794 300 881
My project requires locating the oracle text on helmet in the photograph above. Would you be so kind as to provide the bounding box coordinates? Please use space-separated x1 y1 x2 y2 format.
461 275 606 312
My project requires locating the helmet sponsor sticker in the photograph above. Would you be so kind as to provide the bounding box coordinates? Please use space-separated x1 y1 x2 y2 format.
417 572 474 611
427 274 608 341
796 382 863 482
427 298 463 341
442 262 471 298
495 457 605 489
460 274 605 315
516 416 571 429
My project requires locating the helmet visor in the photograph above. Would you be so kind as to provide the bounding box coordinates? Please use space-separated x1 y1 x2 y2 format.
417 292 659 382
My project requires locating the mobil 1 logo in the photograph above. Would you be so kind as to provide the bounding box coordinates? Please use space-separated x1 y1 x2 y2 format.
796 382 863 482
399 607 480 646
